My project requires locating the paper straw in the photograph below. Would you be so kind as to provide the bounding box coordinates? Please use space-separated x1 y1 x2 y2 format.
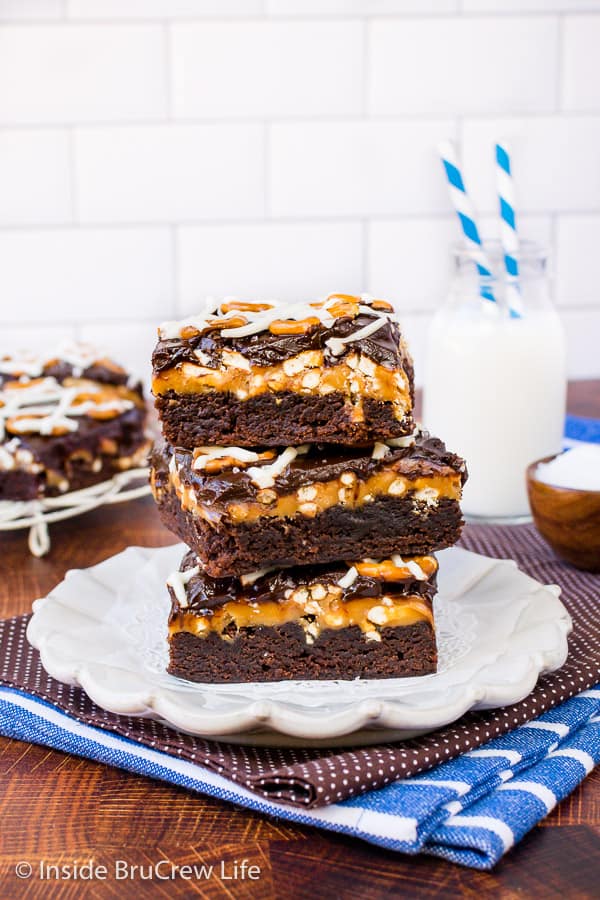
496 142 519 278
496 141 522 318
438 140 496 306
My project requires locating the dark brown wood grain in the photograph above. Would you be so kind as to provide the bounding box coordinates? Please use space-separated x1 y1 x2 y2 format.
1 380 599 899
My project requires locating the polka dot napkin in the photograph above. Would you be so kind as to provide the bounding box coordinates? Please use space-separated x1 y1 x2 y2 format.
0 523 598 810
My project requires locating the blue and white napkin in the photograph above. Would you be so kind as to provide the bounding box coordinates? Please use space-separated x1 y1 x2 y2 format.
1 684 598 870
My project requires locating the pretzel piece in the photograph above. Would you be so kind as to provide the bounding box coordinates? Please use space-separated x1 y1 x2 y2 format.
268 317 321 335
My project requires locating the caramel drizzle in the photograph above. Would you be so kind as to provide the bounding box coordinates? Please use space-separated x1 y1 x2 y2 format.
170 591 434 642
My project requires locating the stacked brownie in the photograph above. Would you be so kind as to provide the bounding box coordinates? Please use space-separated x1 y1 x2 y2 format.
150 295 467 683
0 344 149 501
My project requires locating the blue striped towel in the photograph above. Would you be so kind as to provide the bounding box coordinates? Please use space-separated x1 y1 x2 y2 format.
1 685 598 870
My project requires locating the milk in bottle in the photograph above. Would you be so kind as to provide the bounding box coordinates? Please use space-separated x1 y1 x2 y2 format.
422 242 567 519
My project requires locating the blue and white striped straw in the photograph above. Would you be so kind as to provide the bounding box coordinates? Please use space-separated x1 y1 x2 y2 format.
438 140 496 306
496 141 523 317
496 142 519 279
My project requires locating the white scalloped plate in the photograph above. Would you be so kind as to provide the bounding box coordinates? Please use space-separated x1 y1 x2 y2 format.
26 544 572 747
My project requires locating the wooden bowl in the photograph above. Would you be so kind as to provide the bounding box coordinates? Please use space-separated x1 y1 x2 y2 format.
527 453 600 573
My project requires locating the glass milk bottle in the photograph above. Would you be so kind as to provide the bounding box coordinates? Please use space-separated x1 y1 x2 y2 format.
422 241 567 520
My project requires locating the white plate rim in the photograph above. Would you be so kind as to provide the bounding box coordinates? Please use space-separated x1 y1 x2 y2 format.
26 544 572 745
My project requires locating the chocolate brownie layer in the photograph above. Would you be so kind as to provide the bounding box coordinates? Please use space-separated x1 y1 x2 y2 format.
0 452 147 502
169 621 437 683
153 294 415 447
160 489 462 577
0 468 40 501
155 390 412 448
0 345 149 500
151 433 465 576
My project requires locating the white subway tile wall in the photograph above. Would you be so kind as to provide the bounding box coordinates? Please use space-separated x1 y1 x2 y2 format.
270 120 456 216
562 16 600 111
171 22 364 118
67 1 264 18
0 0 64 20
74 124 265 222
177 222 363 309
0 2 598 385
368 17 559 115
461 117 600 213
555 215 600 307
0 25 167 123
0 130 71 225
0 229 172 321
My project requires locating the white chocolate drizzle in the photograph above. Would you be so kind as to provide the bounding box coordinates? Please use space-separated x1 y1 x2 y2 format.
166 565 200 608
387 428 420 449
192 446 262 471
325 316 388 357
158 295 395 344
0 341 111 380
246 444 310 489
240 567 276 587
0 377 133 442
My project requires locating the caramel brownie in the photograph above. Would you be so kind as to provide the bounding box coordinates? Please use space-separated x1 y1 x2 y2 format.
167 549 438 683
0 344 149 501
151 433 466 578
152 294 414 448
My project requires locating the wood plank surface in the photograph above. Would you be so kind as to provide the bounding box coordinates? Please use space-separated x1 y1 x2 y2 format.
1 381 599 899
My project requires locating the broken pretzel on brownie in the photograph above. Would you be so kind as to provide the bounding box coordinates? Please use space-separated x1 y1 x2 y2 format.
152 294 415 448
0 343 150 501
150 431 467 578
167 549 439 683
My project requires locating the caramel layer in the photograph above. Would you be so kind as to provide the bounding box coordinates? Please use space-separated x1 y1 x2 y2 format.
152 350 410 421
169 462 461 525
170 590 433 643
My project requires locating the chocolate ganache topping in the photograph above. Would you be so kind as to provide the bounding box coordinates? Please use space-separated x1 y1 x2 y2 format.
152 294 415 378
10 406 146 474
169 549 437 617
154 432 467 508
153 314 407 372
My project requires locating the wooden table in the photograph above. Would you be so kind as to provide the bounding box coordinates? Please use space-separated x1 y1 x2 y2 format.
1 381 599 899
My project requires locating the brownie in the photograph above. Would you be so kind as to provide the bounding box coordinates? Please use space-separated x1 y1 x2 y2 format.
150 432 467 577
0 343 142 392
152 294 415 448
166 548 438 682
0 345 149 501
